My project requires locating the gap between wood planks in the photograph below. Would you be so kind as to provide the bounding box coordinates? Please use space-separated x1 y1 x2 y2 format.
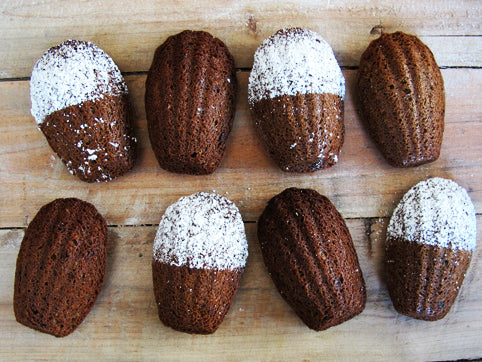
3 215 480 231
0 217 380 230
1 64 481 83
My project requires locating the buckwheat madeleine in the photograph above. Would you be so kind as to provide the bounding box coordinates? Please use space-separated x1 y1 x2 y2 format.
257 188 366 330
386 178 476 320
152 192 248 334
357 31 445 167
249 28 345 172
145 30 237 175
30 40 137 182
14 198 108 337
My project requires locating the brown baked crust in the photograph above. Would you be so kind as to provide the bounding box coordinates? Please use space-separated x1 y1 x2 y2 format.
251 93 344 172
14 198 108 337
257 188 366 331
40 94 137 182
145 30 237 175
357 31 445 167
152 261 243 334
386 238 472 321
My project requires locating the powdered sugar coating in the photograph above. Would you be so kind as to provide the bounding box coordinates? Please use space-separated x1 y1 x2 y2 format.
153 192 248 270
387 177 476 251
248 28 345 105
30 39 127 124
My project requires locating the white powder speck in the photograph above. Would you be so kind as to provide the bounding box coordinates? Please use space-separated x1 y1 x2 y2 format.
387 178 476 251
109 142 119 147
30 39 127 124
87 154 98 160
77 140 82 148
153 192 248 270
248 28 345 105
290 142 297 149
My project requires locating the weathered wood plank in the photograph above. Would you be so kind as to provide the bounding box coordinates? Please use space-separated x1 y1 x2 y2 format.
0 0 480 78
0 69 480 227
1 218 481 360
1 1 481 359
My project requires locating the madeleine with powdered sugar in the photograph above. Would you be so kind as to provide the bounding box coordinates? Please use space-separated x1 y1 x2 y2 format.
386 177 477 320
248 28 345 172
152 192 248 334
30 39 137 182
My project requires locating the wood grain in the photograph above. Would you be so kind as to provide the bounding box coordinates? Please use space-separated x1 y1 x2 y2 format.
1 1 481 359
0 69 480 228
1 218 481 360
0 0 481 78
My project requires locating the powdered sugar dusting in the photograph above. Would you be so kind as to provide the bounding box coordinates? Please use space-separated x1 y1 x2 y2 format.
30 39 127 124
248 28 345 105
153 192 248 270
387 177 476 251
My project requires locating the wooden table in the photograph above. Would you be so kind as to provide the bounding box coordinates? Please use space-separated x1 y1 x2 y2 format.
1 1 481 360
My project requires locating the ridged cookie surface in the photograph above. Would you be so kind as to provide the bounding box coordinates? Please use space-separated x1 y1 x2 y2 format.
14 198 108 337
357 32 445 167
257 188 366 331
386 178 476 320
249 28 345 172
31 39 137 182
145 30 237 175
152 192 248 334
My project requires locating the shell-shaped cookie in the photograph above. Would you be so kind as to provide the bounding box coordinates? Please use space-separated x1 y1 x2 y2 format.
386 178 476 320
152 192 248 334
249 28 345 172
145 30 237 175
257 188 366 331
357 32 445 167
14 198 108 337
31 40 137 182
